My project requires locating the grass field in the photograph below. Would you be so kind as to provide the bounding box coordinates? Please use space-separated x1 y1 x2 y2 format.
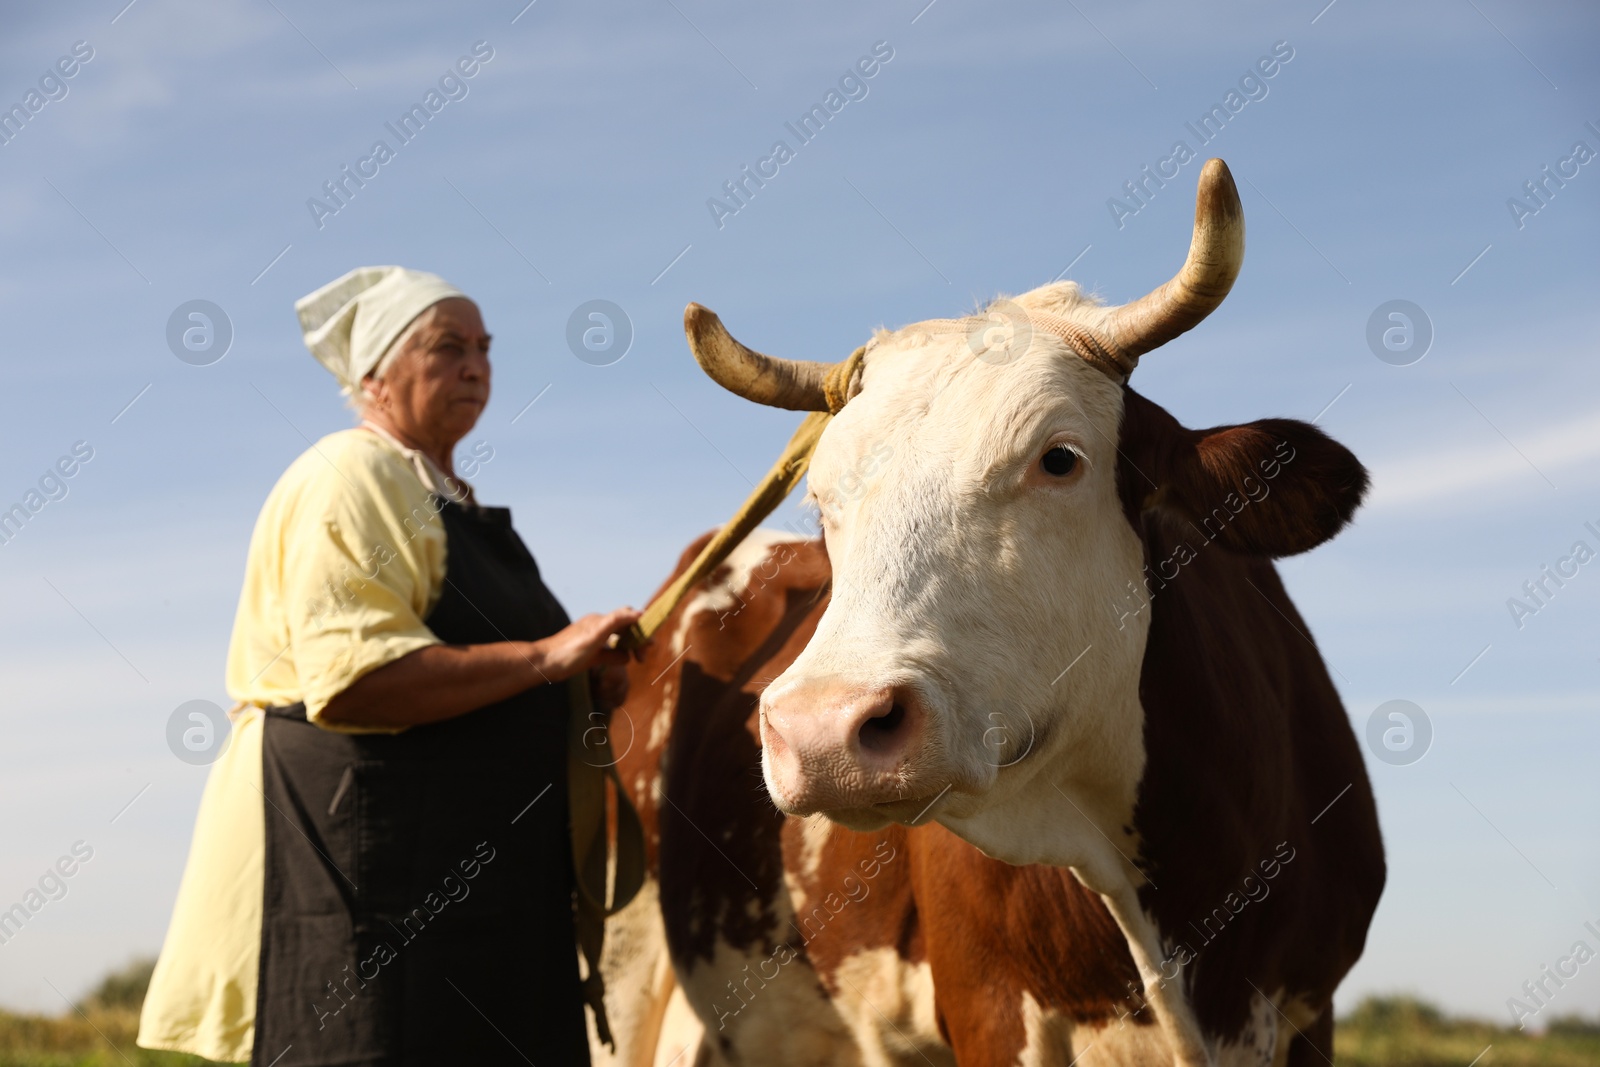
0 961 208 1067
3 961 1597 1065
1334 996 1600 1067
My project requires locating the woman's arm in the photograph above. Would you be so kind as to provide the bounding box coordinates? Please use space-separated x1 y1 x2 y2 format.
318 607 642 729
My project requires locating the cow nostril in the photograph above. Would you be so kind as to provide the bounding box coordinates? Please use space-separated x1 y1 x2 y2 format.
857 701 908 755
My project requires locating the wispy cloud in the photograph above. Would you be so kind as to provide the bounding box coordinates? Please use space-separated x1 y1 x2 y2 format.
1364 408 1600 512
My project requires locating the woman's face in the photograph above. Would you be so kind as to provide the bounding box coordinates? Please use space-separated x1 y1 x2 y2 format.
365 297 491 449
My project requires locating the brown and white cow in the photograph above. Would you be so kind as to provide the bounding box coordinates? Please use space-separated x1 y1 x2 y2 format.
593 159 1383 1067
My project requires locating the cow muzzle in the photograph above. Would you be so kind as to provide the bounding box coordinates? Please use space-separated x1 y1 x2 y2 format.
759 674 947 818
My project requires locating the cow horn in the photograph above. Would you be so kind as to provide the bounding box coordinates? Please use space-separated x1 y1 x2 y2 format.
1101 157 1245 366
684 303 833 411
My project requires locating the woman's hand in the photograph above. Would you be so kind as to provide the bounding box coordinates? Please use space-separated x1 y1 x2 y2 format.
535 607 643 682
319 606 645 729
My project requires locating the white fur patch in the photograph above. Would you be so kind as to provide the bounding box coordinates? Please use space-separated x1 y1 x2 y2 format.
675 527 810 657
675 939 946 1067
653 983 704 1067
589 879 683 1067
829 948 948 1065
678 940 854 1065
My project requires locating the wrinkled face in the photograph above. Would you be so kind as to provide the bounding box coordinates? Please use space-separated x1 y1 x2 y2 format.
759 287 1153 847
363 297 491 450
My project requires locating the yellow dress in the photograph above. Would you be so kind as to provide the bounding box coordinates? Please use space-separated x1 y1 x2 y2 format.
137 427 454 1062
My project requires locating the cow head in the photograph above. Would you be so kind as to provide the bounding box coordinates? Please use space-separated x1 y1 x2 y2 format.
684 160 1368 868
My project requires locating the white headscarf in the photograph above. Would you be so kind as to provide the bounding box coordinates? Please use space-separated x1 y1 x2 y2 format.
295 266 467 395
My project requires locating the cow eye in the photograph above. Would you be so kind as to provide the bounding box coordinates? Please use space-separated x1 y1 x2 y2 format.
1041 445 1079 477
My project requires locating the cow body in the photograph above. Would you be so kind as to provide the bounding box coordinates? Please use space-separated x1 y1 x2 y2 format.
600 415 1381 1066
595 161 1383 1066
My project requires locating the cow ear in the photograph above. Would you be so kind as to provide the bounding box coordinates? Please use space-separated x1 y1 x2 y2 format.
1170 419 1369 556
1120 393 1369 558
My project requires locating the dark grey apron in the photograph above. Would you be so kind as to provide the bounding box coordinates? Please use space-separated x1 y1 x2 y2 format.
252 499 590 1067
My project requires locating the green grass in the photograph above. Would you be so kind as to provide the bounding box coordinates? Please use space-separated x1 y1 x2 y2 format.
0 960 220 1066
0 1007 217 1067
3 963 1597 1065
1335 995 1600 1067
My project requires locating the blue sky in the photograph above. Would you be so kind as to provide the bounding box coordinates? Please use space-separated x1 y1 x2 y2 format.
1 0 1596 1028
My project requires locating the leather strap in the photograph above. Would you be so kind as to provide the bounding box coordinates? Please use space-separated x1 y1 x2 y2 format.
567 674 647 1050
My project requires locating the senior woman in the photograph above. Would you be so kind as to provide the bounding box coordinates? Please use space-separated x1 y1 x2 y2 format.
138 267 639 1066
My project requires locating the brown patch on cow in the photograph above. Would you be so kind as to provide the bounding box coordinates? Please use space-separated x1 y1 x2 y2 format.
780 820 918 968
612 533 715 877
908 823 1150 1066
1115 387 1385 1044
615 533 833 972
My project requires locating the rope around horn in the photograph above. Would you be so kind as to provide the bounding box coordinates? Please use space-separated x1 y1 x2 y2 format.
1024 310 1137 382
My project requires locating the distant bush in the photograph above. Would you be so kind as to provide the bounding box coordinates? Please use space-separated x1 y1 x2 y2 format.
75 958 155 1014
1546 1013 1600 1036
1338 993 1600 1067
1341 994 1449 1032
0 957 220 1065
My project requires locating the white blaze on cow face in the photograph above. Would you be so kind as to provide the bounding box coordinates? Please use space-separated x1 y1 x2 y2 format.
758 282 1152 865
